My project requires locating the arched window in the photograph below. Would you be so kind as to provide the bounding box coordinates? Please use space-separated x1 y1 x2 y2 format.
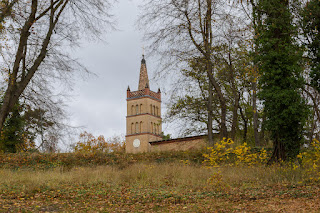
140 104 143 114
150 104 152 114
131 105 134 115
136 105 139 115
153 105 155 115
135 122 139 133
154 123 156 134
131 123 134 134
140 121 143 133
156 107 159 116
151 122 153 133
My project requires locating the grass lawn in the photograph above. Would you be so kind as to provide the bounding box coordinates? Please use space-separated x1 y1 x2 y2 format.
0 163 319 212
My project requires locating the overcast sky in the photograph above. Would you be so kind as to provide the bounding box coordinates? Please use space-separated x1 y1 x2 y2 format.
66 0 172 143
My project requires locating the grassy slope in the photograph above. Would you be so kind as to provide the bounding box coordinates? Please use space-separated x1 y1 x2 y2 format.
0 163 320 212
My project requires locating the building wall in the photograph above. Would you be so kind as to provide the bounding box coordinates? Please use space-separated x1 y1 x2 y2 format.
126 97 162 136
126 97 161 118
126 96 162 154
150 136 207 152
126 134 162 153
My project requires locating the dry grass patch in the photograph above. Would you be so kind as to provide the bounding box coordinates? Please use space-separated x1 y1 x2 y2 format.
0 163 319 212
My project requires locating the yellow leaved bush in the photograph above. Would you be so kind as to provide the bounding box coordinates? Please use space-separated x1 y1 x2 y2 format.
203 138 269 167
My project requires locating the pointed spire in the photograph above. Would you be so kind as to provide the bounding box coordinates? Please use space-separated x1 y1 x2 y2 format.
141 54 146 64
138 54 149 90
127 86 130 91
158 88 161 93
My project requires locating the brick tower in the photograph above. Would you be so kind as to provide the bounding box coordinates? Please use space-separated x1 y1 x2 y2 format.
125 55 162 153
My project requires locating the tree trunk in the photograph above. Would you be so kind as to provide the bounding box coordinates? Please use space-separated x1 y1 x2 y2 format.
268 135 286 165
309 110 316 144
239 106 248 142
229 52 239 141
252 81 259 146
251 1 260 147
207 74 214 146
260 113 266 145
207 73 228 139
230 93 239 141
0 85 19 131
204 0 214 146
220 98 228 139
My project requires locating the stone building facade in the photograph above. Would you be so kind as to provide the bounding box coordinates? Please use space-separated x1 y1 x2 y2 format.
125 55 207 153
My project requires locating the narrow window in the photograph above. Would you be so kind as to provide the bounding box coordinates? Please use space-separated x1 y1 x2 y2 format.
131 105 134 115
131 123 134 134
135 122 139 133
153 105 155 115
156 107 159 116
140 121 143 133
136 105 139 115
140 104 143 114
151 122 153 133
150 104 152 114
154 123 156 134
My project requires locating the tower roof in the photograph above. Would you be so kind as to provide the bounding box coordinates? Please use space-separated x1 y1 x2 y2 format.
138 55 149 90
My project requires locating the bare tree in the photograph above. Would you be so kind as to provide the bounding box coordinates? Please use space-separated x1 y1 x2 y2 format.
0 0 114 135
140 0 250 144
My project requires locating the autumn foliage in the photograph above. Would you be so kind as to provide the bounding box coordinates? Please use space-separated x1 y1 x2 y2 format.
203 138 269 167
73 132 125 153
297 139 320 182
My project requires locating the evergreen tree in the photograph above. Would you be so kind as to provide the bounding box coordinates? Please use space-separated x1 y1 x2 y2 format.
255 0 308 162
0 105 25 153
301 0 320 91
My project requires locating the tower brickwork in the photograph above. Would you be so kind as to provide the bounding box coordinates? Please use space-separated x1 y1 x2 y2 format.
138 57 149 90
126 56 162 153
